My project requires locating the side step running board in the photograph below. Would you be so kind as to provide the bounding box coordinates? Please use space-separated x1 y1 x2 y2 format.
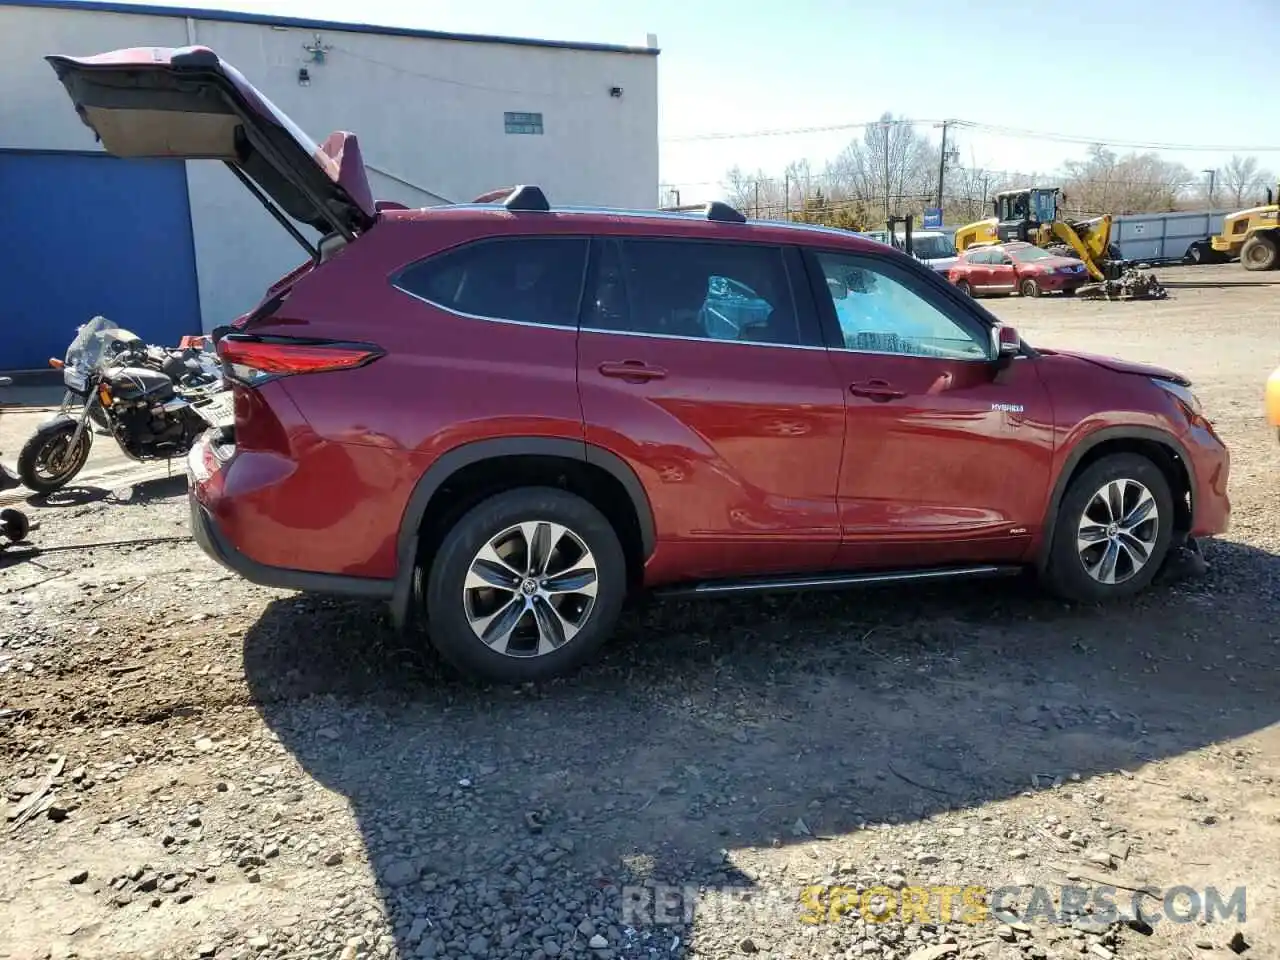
654 564 1022 599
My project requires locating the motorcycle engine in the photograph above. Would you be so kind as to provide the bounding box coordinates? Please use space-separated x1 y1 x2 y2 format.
104 367 201 459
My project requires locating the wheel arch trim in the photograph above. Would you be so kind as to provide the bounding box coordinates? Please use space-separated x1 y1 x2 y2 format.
1037 425 1196 573
390 436 656 628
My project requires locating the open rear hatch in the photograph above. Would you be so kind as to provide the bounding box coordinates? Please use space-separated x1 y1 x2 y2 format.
46 45 377 252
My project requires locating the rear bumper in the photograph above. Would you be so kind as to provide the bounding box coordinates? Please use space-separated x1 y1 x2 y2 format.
187 435 393 600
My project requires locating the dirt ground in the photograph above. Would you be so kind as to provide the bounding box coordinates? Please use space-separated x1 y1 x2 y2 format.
2 264 1278 960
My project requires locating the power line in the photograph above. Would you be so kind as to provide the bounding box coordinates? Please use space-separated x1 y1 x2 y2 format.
664 118 936 143
951 120 1280 154
663 116 1280 154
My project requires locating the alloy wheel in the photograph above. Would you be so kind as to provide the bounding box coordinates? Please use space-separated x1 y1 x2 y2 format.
462 521 599 657
1076 478 1160 585
33 432 88 484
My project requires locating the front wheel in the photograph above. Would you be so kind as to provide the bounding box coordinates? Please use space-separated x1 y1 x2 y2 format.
17 420 92 493
1020 278 1041 298
1240 234 1279 271
424 487 627 683
1041 453 1174 603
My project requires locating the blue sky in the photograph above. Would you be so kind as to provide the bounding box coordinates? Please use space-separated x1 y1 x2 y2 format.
108 0 1280 203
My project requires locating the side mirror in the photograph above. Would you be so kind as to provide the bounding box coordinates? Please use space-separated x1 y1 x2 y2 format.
1001 256 1014 265
991 324 1021 359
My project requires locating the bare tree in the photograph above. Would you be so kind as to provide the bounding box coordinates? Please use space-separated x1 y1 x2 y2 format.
826 113 936 219
721 165 784 218
1061 145 1190 215
1217 154 1275 207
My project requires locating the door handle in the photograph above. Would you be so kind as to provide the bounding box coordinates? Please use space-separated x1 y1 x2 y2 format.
849 380 906 401
598 360 667 382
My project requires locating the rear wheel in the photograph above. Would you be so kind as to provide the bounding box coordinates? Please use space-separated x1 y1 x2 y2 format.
954 279 972 297
424 487 627 683
17 421 92 493
1019 278 1041 298
1240 234 1279 271
1042 453 1174 603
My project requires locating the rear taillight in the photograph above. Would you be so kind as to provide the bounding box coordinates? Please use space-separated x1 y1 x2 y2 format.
217 335 384 387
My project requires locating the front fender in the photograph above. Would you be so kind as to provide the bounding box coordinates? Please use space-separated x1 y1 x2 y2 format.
35 413 79 434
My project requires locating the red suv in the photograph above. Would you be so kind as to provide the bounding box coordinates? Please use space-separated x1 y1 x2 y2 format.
50 47 1231 683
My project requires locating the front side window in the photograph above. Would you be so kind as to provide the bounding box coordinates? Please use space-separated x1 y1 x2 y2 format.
812 252 989 361
393 237 588 327
585 238 801 346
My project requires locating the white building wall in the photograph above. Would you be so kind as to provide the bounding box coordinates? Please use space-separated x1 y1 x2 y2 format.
0 2 659 329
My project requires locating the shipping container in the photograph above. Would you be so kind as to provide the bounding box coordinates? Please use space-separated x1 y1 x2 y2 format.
1109 210 1233 265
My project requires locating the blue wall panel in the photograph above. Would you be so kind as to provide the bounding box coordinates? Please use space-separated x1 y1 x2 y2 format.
0 151 202 371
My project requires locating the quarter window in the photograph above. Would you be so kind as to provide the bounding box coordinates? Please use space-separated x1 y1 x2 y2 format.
812 252 989 360
393 237 588 328
585 238 802 346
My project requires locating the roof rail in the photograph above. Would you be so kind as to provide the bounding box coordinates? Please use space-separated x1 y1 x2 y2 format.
503 185 550 212
659 201 748 223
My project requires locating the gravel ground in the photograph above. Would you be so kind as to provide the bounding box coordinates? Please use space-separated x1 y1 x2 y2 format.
2 265 1278 960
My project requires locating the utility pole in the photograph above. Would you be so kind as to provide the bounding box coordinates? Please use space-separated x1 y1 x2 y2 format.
754 180 760 218
1203 169 1216 206
882 120 891 220
784 172 790 219
936 120 949 211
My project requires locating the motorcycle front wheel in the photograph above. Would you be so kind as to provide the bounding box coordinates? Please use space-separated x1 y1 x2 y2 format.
18 421 92 493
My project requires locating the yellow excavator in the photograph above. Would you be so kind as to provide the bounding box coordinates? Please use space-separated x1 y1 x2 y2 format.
1210 184 1279 271
953 187 1124 282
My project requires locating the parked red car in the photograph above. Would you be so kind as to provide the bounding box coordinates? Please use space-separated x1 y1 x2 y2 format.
48 46 1231 683
948 242 1089 298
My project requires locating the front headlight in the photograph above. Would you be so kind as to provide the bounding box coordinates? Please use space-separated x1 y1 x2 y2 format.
1152 378 1204 418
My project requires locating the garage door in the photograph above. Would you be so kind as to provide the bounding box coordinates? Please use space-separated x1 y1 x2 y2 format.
0 151 202 371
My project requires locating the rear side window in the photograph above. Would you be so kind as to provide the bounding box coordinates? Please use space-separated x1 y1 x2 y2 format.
586 238 802 346
393 237 589 328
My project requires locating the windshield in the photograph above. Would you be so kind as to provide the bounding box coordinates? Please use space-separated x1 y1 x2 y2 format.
910 235 956 259
1007 245 1054 262
64 316 120 375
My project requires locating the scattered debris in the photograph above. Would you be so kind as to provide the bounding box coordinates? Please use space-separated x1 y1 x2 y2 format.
1077 268 1168 300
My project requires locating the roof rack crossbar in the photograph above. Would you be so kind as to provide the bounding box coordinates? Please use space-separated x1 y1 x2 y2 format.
503 185 550 212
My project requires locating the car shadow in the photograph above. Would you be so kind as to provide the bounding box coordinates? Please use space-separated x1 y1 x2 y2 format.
242 538 1280 957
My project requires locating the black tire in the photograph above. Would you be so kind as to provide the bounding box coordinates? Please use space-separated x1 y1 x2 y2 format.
1019 278 1041 298
1041 453 1174 604
1187 244 1204 265
17 421 92 493
1240 234 1279 272
0 508 30 543
955 279 973 297
424 487 627 683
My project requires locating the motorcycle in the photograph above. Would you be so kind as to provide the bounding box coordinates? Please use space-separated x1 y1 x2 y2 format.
16 317 232 494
